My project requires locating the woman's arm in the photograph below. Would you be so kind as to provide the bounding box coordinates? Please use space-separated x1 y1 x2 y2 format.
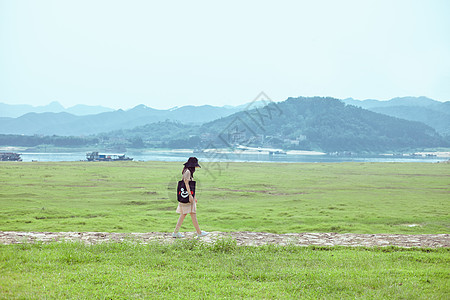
184 177 194 203
183 169 194 203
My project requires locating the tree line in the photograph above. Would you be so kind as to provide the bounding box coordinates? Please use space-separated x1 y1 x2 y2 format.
0 134 99 147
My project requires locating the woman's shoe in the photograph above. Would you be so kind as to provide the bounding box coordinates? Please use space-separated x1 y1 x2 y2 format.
197 231 209 237
172 232 184 238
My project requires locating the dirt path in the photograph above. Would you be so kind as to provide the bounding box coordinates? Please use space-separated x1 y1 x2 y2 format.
1 231 448 248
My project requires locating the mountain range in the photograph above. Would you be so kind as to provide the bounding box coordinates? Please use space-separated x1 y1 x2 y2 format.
199 97 446 152
94 97 448 152
0 102 259 136
341 97 450 135
1 96 448 137
0 96 449 152
0 101 114 117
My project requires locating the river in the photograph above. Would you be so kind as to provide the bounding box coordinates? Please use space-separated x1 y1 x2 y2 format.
18 151 448 163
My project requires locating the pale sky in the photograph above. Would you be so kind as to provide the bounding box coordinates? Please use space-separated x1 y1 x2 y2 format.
1 0 449 109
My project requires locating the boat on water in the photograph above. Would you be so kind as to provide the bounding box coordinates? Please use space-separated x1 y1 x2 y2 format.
86 152 133 161
0 152 22 161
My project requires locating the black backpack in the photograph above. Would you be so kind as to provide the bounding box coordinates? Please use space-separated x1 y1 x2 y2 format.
177 180 196 203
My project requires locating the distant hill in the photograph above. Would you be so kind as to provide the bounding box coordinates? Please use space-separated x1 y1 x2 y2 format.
0 101 114 117
1 97 448 152
0 104 243 135
199 97 446 152
3 96 448 137
342 96 442 109
65 104 115 116
342 97 450 135
99 97 447 152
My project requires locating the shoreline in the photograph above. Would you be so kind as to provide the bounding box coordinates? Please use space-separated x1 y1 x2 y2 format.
380 152 450 158
3 147 450 163
4 147 449 158
2 146 450 158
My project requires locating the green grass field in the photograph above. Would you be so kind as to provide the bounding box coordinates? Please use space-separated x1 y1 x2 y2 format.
1 161 449 299
0 161 448 234
1 240 449 299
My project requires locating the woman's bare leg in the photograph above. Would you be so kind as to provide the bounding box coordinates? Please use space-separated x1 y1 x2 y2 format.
174 213 187 233
190 213 202 234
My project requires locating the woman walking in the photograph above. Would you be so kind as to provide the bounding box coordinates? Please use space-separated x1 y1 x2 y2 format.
172 157 209 238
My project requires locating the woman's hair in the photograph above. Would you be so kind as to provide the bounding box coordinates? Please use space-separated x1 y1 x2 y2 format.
182 166 195 178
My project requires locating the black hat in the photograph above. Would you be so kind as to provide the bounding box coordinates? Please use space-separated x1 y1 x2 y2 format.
184 157 201 168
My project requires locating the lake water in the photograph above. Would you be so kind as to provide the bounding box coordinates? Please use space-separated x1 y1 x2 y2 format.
19 151 447 163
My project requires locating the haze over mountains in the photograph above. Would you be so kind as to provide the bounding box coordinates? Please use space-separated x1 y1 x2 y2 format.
92 97 448 152
0 102 250 135
341 97 450 135
0 96 449 152
1 96 448 136
0 101 114 118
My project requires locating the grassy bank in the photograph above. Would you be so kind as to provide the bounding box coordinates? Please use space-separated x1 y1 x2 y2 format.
1 240 449 299
0 161 449 234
